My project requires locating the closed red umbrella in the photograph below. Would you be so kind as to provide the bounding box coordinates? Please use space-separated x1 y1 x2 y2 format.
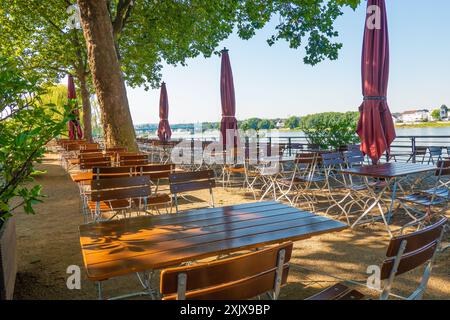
157 82 172 142
220 48 238 149
67 75 83 140
357 0 396 163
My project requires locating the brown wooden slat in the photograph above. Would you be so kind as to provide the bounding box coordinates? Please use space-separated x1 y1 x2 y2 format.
170 180 216 194
81 218 346 280
80 162 112 170
162 266 290 300
381 241 438 280
119 154 148 161
93 167 133 175
90 187 151 202
119 160 150 166
386 217 447 257
80 202 285 236
169 170 215 183
91 176 150 190
160 242 292 294
306 283 351 300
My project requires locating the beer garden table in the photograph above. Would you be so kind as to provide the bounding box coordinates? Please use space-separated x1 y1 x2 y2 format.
339 162 436 237
79 201 347 299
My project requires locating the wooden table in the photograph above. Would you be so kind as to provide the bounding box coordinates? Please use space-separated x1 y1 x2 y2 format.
339 162 436 237
79 201 347 284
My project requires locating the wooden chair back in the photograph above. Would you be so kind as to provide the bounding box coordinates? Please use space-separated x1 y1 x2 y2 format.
80 143 100 151
118 154 150 166
136 164 175 179
106 147 127 153
79 156 112 170
90 176 151 202
169 170 216 212
93 167 133 179
160 242 293 300
321 152 345 166
435 160 450 176
379 217 447 299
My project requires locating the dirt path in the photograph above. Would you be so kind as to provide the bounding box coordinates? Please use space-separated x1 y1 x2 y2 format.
12 153 449 299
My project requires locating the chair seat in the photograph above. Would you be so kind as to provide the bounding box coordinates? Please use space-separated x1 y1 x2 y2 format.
306 283 365 300
88 199 131 212
349 184 369 191
296 175 325 183
399 193 448 206
422 187 449 198
224 166 245 173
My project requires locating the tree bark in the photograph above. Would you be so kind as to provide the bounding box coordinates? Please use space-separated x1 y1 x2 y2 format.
77 71 93 142
77 0 137 151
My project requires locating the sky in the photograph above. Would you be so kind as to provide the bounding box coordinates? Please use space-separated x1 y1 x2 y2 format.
126 0 450 125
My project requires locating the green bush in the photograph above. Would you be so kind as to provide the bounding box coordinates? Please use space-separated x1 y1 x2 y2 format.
0 57 72 225
300 112 360 149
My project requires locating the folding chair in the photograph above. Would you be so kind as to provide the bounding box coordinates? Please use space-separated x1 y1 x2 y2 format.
275 153 319 211
426 147 443 165
324 151 377 224
88 176 151 222
160 242 293 300
307 217 447 300
79 166 134 220
169 170 216 213
398 160 450 228
136 164 175 214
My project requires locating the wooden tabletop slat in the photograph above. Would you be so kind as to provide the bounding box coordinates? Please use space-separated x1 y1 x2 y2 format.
82 212 325 263
80 206 309 244
80 202 288 236
79 202 347 281
339 163 436 178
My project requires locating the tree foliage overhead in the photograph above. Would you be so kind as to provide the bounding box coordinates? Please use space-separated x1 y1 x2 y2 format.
0 0 87 83
114 0 361 90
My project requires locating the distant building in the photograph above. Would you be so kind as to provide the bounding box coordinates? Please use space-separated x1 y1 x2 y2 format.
276 120 285 129
400 109 430 123
440 105 448 120
392 113 402 123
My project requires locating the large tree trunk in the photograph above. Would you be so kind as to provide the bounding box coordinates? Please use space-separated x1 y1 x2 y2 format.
77 0 137 151
77 72 93 142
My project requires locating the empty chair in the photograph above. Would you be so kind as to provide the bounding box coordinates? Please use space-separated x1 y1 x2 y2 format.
426 147 443 165
407 146 428 163
307 217 447 300
160 242 293 300
136 164 176 213
398 160 450 226
88 176 152 222
169 170 216 213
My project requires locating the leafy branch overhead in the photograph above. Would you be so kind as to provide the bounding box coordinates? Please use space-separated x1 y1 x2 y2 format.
114 0 361 90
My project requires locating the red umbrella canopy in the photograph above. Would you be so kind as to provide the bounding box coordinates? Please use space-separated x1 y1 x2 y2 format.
220 48 238 149
357 0 396 163
157 82 172 142
67 75 83 140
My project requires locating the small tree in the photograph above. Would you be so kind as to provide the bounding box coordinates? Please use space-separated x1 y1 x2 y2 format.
300 112 360 149
0 57 72 224
431 109 441 121
285 116 301 129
